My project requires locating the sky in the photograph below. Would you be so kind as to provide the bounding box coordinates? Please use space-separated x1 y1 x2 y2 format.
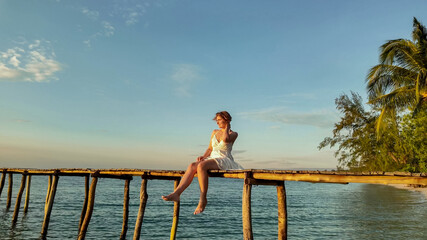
1 0 426 170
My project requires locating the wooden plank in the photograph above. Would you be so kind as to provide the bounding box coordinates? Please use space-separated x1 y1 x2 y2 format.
77 175 98 240
41 174 59 238
2 168 427 185
251 172 427 186
120 179 131 240
242 173 253 240
24 175 31 213
170 179 180 240
6 173 13 209
12 174 27 225
277 182 287 240
133 177 148 240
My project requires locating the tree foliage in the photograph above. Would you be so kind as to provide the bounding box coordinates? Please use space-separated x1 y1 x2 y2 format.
320 18 427 172
319 93 426 172
367 17 427 133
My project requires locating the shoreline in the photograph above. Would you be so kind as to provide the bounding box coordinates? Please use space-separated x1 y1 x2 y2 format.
387 184 427 199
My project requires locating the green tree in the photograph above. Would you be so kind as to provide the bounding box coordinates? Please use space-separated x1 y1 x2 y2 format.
318 92 393 171
367 17 427 133
319 92 424 172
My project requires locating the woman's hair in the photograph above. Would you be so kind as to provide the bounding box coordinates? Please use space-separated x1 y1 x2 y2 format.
213 111 232 122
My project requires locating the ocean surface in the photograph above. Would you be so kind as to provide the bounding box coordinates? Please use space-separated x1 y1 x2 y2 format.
1 175 426 239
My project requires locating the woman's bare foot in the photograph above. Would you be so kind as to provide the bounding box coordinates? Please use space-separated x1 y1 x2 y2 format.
162 192 180 202
193 198 207 215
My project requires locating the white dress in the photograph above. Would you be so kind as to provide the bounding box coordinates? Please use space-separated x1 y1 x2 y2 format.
205 134 244 170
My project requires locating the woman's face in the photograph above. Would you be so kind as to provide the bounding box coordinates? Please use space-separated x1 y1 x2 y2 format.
216 115 227 129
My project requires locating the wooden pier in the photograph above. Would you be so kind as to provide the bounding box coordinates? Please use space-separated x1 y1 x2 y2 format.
1 168 426 239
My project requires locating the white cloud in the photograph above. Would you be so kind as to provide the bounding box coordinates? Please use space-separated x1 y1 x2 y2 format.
82 7 99 20
171 64 202 97
0 40 61 82
238 107 338 128
102 21 115 36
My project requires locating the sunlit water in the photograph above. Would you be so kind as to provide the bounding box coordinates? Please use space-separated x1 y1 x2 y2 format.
1 176 426 239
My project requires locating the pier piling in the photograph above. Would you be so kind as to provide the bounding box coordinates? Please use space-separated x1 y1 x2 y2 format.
133 175 148 240
120 177 132 240
12 173 27 225
6 173 13 209
242 172 253 240
41 172 59 238
78 172 99 240
78 174 90 233
170 178 181 240
0 170 6 201
24 175 31 213
277 182 287 240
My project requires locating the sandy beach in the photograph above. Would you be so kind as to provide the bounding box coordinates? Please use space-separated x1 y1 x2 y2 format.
388 184 427 199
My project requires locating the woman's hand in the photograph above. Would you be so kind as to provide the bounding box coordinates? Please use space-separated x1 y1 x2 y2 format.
225 121 231 132
197 156 205 162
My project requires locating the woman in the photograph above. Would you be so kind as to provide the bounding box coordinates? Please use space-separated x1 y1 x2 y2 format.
162 111 243 214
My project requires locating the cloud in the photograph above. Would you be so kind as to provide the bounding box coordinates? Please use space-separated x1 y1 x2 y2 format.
120 3 149 26
238 107 338 128
102 21 115 37
82 7 99 20
171 64 202 97
0 40 61 82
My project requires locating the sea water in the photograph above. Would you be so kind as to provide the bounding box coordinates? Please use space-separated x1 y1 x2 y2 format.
1 176 426 239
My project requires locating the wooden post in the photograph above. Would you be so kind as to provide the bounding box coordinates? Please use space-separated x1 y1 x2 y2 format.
44 175 52 213
277 181 287 240
12 173 27 225
133 175 148 240
170 178 181 240
0 171 6 201
6 173 13 209
120 178 131 240
242 172 253 240
78 175 90 233
77 172 99 240
24 175 31 213
41 173 59 238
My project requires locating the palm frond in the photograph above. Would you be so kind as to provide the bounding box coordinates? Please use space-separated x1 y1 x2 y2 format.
379 39 423 72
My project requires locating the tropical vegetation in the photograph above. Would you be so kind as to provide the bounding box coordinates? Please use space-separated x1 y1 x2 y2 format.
319 18 427 172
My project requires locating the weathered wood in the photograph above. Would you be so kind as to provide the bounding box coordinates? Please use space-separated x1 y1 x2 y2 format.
3 168 427 185
78 175 90 233
277 182 287 240
133 177 148 240
242 173 253 240
6 173 13 209
120 178 131 240
170 178 180 240
41 174 59 238
244 178 283 186
12 174 27 225
251 172 427 185
45 175 52 213
24 175 31 213
0 171 6 201
77 175 99 240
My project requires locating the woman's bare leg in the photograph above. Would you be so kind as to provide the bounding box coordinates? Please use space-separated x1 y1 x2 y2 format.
194 160 220 215
162 162 199 202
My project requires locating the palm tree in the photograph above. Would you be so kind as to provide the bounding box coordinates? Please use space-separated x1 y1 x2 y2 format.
367 17 427 133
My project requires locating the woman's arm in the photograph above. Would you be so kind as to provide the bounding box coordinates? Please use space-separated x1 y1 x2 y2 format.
221 122 238 143
197 130 215 161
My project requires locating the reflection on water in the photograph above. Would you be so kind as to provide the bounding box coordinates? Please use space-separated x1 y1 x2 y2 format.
0 176 426 239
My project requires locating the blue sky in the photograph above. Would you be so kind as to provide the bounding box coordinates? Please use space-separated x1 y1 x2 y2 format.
1 0 426 170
